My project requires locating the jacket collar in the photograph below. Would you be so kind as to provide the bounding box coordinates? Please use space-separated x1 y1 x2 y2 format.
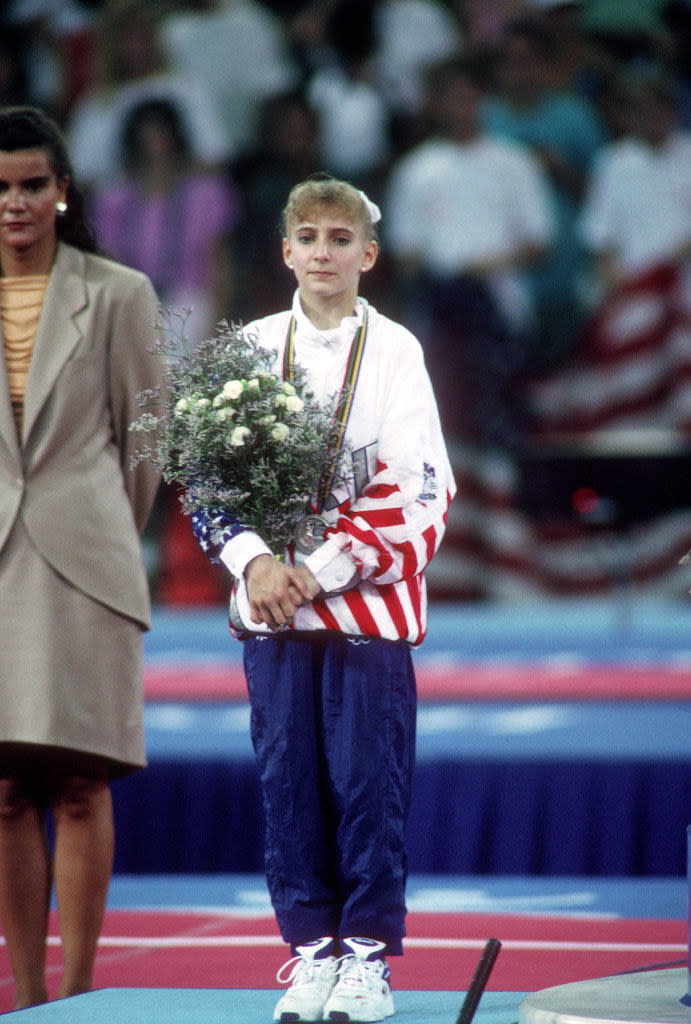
0 242 88 457
291 289 366 349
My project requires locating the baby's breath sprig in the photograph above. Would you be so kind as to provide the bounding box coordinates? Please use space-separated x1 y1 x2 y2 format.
130 315 345 555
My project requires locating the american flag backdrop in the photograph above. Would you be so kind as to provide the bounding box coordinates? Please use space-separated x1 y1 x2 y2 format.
427 262 691 600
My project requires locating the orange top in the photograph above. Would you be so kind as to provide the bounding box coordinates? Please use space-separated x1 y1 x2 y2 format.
0 274 48 435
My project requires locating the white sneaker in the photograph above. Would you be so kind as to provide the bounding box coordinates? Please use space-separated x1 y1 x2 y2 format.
323 938 395 1022
273 937 339 1022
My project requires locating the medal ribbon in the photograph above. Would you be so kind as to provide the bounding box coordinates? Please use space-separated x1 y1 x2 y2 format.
283 307 368 512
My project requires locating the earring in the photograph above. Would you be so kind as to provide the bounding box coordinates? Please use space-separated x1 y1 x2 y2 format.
56 200 67 215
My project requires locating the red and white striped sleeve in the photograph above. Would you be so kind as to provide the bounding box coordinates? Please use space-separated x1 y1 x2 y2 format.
306 318 456 590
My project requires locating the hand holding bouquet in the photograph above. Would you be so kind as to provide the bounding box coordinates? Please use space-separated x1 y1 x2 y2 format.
130 316 345 555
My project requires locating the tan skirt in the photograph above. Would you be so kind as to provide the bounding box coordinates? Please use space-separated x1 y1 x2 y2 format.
0 519 146 779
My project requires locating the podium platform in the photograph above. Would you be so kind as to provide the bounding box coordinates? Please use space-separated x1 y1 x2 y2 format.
519 969 689 1024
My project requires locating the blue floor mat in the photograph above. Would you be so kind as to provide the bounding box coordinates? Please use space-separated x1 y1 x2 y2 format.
0 988 526 1023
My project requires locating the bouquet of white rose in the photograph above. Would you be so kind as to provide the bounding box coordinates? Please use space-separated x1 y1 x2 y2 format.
130 315 346 555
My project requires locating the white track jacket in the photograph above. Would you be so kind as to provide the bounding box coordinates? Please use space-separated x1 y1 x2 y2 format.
192 292 456 646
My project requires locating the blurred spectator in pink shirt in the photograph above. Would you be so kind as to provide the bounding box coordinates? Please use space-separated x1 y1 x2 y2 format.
66 0 229 194
91 96 239 347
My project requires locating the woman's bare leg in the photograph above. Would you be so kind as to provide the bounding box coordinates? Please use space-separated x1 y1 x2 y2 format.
51 776 114 999
0 778 51 1008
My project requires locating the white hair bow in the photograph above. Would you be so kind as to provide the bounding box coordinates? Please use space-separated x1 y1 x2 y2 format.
358 189 382 224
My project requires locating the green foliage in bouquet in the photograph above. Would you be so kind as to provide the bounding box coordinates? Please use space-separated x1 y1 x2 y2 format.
130 316 346 555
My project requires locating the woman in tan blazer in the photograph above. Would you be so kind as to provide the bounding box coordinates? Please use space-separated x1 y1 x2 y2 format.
0 106 163 1009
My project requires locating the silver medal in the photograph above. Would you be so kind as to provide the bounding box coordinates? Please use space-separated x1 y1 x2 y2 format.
293 514 328 556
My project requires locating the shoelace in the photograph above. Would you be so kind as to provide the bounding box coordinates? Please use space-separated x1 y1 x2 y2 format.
277 955 335 987
335 954 388 989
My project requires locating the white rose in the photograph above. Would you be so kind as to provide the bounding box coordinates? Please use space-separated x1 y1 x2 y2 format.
280 381 296 396
285 395 304 414
247 378 261 392
195 397 210 410
216 407 234 422
229 425 251 447
259 414 276 426
271 422 290 442
222 380 243 401
174 398 189 416
273 394 287 409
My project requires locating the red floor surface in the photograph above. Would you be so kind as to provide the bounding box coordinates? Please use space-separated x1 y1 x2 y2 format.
143 662 691 702
0 910 685 1013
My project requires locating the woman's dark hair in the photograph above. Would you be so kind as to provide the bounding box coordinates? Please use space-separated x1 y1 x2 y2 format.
120 97 191 173
0 105 99 253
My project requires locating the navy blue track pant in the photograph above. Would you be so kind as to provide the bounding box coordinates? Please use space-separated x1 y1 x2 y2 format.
243 631 417 955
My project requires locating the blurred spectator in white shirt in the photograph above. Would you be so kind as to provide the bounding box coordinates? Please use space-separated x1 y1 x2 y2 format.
580 69 690 292
372 0 463 119
66 0 229 193
385 56 553 446
302 0 391 189
160 0 298 161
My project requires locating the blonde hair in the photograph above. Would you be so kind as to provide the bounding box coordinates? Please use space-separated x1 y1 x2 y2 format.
281 176 379 241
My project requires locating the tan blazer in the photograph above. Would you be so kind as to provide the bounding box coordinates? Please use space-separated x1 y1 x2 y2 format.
0 242 164 629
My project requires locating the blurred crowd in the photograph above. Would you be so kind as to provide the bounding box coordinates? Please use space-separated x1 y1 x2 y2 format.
2 0 689 601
